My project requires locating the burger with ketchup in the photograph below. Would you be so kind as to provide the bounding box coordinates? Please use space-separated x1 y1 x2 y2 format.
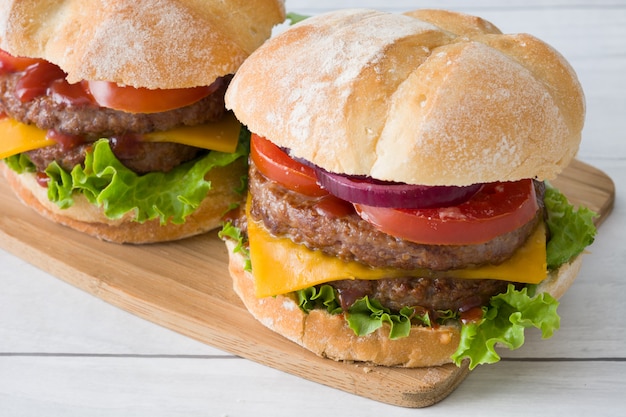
0 0 285 243
221 9 597 369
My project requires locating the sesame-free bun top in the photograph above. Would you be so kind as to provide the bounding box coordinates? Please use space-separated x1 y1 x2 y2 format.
0 0 286 89
225 9 585 186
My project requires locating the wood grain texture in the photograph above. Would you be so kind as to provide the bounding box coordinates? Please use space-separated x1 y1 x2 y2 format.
550 159 615 225
0 159 614 408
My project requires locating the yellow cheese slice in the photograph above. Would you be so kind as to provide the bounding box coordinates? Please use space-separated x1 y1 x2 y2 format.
0 118 55 159
248 211 548 298
142 112 241 153
0 113 241 160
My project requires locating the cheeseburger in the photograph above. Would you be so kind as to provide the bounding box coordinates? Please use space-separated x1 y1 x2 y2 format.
0 0 285 243
222 9 598 369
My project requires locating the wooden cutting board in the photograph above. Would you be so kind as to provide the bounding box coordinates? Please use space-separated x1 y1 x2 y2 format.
0 159 615 408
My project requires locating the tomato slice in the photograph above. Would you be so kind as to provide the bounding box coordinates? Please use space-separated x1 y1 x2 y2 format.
87 80 213 114
250 134 327 197
0 49 215 114
354 180 539 245
0 49 42 73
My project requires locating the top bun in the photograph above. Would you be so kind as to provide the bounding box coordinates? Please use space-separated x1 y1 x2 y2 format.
0 0 286 89
226 9 585 186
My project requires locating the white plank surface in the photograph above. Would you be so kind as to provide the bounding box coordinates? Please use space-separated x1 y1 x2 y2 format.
1 357 624 417
1 1 625 415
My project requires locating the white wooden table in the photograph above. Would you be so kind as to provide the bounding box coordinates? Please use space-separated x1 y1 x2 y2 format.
1 1 625 415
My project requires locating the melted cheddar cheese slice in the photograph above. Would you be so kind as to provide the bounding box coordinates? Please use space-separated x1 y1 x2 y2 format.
142 113 241 153
0 113 241 160
248 211 548 298
0 118 56 159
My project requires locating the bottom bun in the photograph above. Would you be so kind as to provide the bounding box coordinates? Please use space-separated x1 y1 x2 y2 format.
1 159 246 244
226 239 583 368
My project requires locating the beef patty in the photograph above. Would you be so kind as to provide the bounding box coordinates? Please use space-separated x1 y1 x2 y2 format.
330 276 513 314
26 140 201 174
248 163 545 271
0 72 230 173
247 163 546 313
0 73 230 138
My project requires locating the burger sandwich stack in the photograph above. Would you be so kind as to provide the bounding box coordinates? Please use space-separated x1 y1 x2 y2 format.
0 0 285 243
222 8 597 371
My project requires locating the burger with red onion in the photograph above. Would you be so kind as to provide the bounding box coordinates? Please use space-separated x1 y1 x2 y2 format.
221 8 597 369
0 0 285 243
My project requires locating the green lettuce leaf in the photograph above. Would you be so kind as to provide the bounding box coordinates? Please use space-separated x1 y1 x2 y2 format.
296 286 417 339
219 222 251 272
347 297 415 340
27 128 249 224
451 185 597 368
544 185 597 269
286 12 309 25
295 285 452 338
3 153 35 173
296 284 341 315
451 284 560 370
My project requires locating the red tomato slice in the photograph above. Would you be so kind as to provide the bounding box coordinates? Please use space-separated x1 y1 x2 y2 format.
354 180 539 245
250 134 327 197
0 49 42 73
87 80 213 114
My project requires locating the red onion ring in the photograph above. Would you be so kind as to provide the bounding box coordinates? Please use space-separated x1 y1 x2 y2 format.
314 168 482 209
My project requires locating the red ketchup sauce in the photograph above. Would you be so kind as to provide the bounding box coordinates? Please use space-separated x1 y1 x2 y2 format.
460 307 484 324
48 79 95 106
35 172 50 188
15 61 68 102
2 51 96 107
109 133 144 159
0 49 101 188
1 49 98 150
46 129 86 151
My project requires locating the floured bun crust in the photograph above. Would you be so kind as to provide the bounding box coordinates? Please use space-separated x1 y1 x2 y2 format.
1 159 246 244
0 0 286 89
226 8 585 186
225 239 583 367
